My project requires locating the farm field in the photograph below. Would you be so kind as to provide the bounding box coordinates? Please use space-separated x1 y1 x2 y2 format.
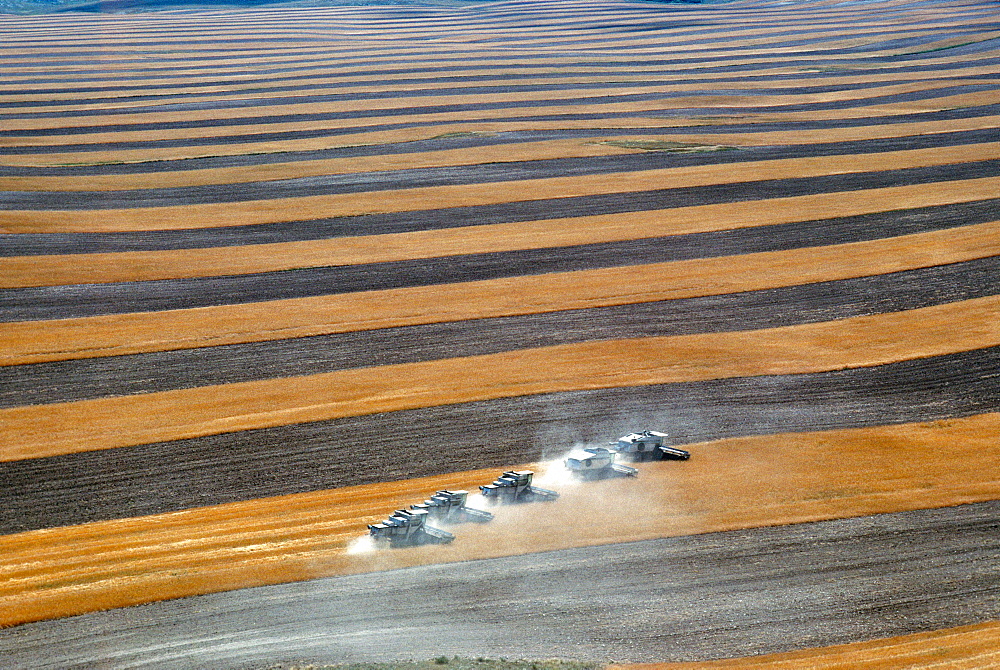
0 0 999 667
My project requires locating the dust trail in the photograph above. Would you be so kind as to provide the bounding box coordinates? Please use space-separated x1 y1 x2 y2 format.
346 535 377 555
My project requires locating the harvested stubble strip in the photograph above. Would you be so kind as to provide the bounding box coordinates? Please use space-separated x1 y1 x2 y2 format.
1 164 999 291
2 294 1000 461
5 163 1000 234
1 412 998 627
6 65 998 109
0 138 645 193
8 111 1000 168
2 136 997 198
0 78 983 136
1 219 996 366
614 621 1000 669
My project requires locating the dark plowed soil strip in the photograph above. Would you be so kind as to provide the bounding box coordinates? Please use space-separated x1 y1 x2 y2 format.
5 147 1000 210
0 346 996 534
1 193 994 322
4 501 999 666
2 256 995 408
6 99 999 155
2 122 1000 185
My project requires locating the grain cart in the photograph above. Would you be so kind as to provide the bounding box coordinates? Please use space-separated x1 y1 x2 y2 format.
612 430 690 461
479 470 559 504
368 508 455 548
411 490 494 524
564 446 638 479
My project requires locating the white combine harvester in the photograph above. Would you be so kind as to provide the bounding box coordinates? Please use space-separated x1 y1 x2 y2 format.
367 508 455 548
411 490 494 524
612 430 691 461
480 470 559 504
564 446 638 479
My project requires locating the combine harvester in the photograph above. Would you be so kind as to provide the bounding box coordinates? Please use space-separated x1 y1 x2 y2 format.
480 470 559 504
612 430 690 461
367 508 455 548
411 490 494 524
564 446 638 479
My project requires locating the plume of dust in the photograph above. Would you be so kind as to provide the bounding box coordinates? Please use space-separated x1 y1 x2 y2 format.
345 535 377 555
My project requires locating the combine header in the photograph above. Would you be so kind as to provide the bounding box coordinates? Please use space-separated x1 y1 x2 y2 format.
564 446 638 479
411 490 494 524
480 470 559 504
368 508 455 548
612 430 690 461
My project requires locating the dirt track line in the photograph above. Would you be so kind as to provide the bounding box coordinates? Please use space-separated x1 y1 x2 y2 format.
0 411 997 628
2 294 999 461
1 219 996 364
614 621 1000 669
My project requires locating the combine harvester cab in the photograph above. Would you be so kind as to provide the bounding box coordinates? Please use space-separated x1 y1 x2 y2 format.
564 446 638 479
368 508 455 548
411 490 494 524
480 470 559 504
613 430 691 461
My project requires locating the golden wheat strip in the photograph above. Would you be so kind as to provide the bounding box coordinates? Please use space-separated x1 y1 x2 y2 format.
2 134 997 197
2 294 1000 461
1 412 998 627
4 162 1000 235
0 79 980 135
6 109 998 168
5 65 997 109
2 146 1000 288
1 219 996 365
613 621 1000 669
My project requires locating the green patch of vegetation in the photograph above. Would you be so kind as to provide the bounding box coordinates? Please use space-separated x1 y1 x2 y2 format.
594 139 736 153
262 657 604 670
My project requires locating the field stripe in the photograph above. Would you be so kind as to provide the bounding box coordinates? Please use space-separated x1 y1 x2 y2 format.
0 412 997 627
1 219 995 364
1 294 998 461
2 256 996 409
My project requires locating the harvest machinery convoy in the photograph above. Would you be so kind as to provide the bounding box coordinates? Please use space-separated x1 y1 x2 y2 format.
368 508 455 547
612 430 691 461
480 470 560 504
367 429 684 548
411 490 494 523
564 446 638 479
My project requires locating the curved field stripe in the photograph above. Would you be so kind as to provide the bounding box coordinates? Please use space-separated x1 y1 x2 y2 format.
5 163 1000 234
1 294 999 461
1 219 995 365
0 138 994 205
0 138 644 194
7 109 999 167
615 622 1000 669
0 411 997 627
2 257 996 409
8 79 975 131
5 65 997 111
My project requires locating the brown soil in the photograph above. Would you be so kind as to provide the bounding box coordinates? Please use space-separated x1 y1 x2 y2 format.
2 293 998 461
2 219 995 365
616 621 1000 669
1 411 997 628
